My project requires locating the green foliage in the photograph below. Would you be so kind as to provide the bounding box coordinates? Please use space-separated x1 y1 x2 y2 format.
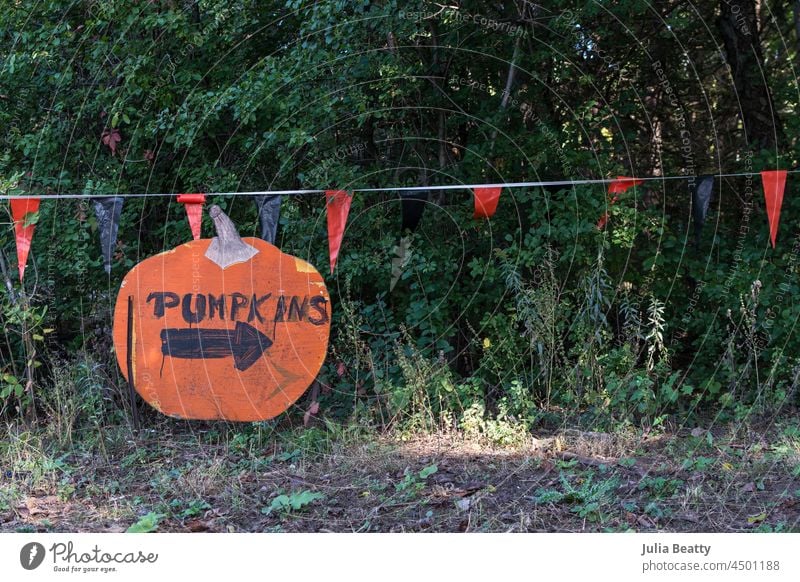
170 498 212 520
126 512 165 533
40 357 110 448
532 473 620 522
1 0 799 430
263 490 325 516
394 464 437 499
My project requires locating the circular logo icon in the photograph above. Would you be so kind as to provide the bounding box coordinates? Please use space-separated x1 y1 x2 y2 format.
20 542 46 570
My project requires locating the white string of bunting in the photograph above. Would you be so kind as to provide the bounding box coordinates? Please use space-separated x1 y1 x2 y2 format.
2 168 794 282
0 168 797 199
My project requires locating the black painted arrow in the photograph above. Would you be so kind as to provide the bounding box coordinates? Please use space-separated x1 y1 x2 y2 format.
160 321 273 371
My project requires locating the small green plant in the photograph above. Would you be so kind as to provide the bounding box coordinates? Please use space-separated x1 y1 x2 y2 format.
170 498 212 519
459 402 529 446
262 490 325 516
637 476 684 498
0 297 50 418
41 357 107 448
644 501 669 519
273 449 301 462
395 464 438 498
532 472 619 522
126 512 165 533
681 456 716 472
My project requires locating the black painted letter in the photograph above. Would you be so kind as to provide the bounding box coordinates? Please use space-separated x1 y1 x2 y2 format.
273 295 287 322
287 296 309 322
182 293 207 324
308 296 329 325
208 294 226 320
230 293 249 321
247 294 272 323
147 292 179 318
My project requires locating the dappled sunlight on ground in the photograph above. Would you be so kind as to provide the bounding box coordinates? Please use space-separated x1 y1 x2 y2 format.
1 420 799 533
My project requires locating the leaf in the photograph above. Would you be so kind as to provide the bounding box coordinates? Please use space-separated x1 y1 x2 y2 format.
22 211 39 227
263 494 290 515
288 490 324 510
101 128 122 155
263 490 323 515
747 512 766 524
126 512 165 533
419 464 438 479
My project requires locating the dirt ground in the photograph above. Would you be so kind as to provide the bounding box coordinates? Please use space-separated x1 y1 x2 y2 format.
1 420 799 532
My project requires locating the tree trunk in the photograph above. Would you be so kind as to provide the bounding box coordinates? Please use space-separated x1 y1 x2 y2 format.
717 0 783 150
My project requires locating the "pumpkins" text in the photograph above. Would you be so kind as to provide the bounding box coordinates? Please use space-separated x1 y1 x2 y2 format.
146 292 329 326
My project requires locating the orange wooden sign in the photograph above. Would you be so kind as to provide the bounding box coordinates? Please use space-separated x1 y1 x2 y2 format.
112 205 331 421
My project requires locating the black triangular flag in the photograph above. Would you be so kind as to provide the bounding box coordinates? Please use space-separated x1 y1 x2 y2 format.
93 196 123 274
254 195 282 244
400 190 428 233
691 175 714 248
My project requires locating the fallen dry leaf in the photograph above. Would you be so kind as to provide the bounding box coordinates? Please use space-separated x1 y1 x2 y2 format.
20 495 62 517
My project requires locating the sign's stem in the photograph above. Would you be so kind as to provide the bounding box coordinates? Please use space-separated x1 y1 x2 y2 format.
126 295 141 431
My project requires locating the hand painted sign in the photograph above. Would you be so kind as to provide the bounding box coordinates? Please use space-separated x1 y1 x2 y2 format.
112 205 331 421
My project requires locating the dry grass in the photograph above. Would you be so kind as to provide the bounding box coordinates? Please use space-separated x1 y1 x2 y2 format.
1 419 798 533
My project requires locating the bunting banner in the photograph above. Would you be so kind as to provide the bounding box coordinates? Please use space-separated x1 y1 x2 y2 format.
691 175 714 248
760 170 787 248
93 196 124 273
254 194 282 245
10 197 41 282
400 191 428 232
177 193 206 240
1 169 797 282
473 187 503 219
598 176 643 229
325 190 353 274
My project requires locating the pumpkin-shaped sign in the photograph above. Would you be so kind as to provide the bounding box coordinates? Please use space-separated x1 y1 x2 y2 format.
112 205 330 421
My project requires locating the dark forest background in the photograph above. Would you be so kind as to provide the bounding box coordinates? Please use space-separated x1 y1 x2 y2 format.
2 0 799 432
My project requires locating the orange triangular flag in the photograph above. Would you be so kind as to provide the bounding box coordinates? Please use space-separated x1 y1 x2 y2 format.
473 187 503 219
10 198 41 281
608 175 644 194
598 176 643 229
177 193 206 240
760 170 787 248
326 190 352 274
